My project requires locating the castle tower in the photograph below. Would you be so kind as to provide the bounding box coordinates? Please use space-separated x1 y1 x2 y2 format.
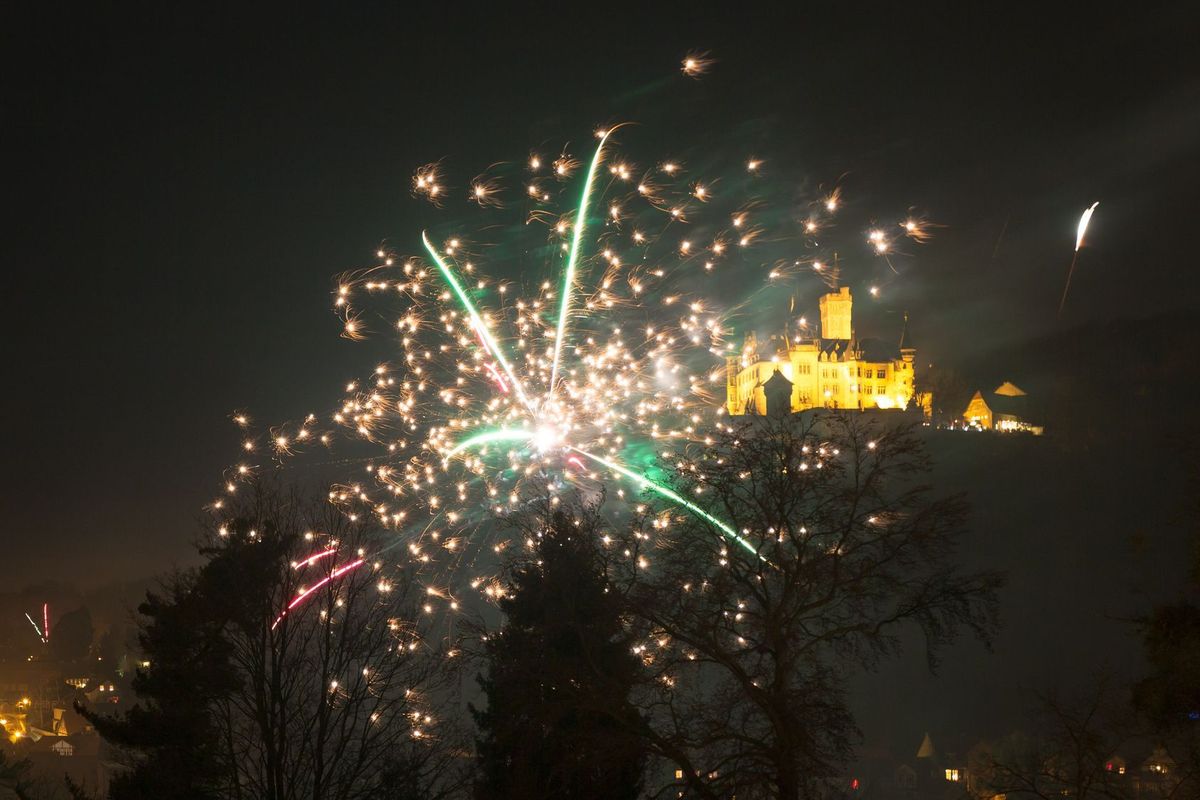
726 355 741 413
819 286 852 340
762 369 793 417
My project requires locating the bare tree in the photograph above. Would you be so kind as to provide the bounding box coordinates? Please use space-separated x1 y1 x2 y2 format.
611 413 1002 800
205 483 470 800
84 481 469 800
968 677 1136 800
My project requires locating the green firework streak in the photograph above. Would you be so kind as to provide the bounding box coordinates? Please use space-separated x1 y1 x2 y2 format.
550 130 612 392
422 231 533 411
445 428 535 459
565 445 759 557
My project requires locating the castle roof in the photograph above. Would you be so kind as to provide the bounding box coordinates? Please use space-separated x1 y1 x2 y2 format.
975 391 1029 418
858 337 901 363
762 369 793 389
818 339 852 359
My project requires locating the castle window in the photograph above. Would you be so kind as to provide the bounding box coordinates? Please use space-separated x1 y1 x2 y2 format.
877 369 886 378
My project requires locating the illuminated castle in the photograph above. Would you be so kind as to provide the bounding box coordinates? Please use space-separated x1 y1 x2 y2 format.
725 287 919 415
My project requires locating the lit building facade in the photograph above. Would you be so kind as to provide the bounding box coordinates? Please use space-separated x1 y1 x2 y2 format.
963 381 1043 434
725 287 919 416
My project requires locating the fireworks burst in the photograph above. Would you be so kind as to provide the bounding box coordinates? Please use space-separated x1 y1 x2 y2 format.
681 51 714 78
218 116 932 620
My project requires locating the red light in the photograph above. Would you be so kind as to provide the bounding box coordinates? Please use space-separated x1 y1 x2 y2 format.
851 778 860 790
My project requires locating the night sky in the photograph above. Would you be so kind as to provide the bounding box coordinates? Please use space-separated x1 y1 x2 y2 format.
5 1 1199 621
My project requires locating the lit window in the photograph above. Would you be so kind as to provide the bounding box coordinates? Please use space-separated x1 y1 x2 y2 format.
675 770 683 780
945 769 960 782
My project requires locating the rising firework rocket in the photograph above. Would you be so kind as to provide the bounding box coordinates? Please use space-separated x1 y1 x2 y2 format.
25 612 45 643
1058 201 1099 315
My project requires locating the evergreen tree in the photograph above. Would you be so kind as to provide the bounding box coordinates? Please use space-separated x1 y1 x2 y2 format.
0 749 37 800
50 606 94 664
473 503 647 800
80 482 467 800
78 567 242 799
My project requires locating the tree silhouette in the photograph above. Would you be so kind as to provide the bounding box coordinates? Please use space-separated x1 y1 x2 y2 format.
0 749 38 800
50 607 93 663
614 413 1002 800
80 570 239 799
472 501 647 800
1133 455 1200 797
969 678 1135 800
81 481 467 800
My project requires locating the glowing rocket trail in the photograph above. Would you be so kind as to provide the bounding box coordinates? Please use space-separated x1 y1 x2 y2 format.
1075 202 1099 252
1059 201 1099 316
25 612 45 643
422 231 534 411
550 130 613 394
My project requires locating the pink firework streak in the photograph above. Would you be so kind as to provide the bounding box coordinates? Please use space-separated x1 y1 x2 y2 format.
294 548 337 569
472 324 510 393
272 558 366 629
484 363 509 393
